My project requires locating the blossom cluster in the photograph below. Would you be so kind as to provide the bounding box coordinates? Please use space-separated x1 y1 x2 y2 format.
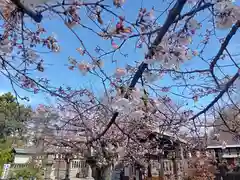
213 0 240 29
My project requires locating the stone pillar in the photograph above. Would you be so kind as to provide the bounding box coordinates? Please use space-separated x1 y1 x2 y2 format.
86 147 94 179
86 165 94 179
147 161 151 178
65 157 71 180
136 169 140 180
124 165 130 176
50 166 55 180
44 164 53 179
159 156 164 179
175 145 181 159
180 145 184 160
105 165 112 180
212 149 216 159
172 148 178 180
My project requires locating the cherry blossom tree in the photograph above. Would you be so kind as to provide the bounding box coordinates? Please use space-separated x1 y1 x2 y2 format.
1 0 240 179
186 152 216 180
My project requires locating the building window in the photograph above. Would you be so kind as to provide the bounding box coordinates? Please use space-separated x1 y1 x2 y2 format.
237 148 240 155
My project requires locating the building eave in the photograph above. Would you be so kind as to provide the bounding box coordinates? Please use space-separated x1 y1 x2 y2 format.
207 144 240 149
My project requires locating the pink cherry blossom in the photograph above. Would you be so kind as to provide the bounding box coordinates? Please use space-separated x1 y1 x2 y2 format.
115 68 126 77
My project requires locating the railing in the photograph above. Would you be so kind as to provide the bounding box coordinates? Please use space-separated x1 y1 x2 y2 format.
70 159 88 178
11 164 29 169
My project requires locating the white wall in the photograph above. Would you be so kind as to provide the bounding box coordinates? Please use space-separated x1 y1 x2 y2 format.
14 154 31 164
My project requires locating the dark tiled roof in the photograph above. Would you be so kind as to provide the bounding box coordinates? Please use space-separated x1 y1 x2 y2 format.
184 136 206 150
13 148 40 155
207 118 240 147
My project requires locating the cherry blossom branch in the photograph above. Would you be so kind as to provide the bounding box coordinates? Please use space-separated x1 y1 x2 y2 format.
113 122 140 144
209 21 240 87
218 111 237 134
39 0 106 13
87 0 187 144
128 2 213 39
119 0 189 98
225 48 240 69
88 112 119 144
174 2 213 23
127 0 187 91
190 71 240 120
146 0 187 58
0 55 66 99
177 21 240 122
149 68 209 74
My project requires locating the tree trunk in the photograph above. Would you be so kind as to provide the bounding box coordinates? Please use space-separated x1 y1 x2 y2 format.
92 166 113 180
147 163 152 178
172 158 178 180
92 167 105 180
64 159 70 180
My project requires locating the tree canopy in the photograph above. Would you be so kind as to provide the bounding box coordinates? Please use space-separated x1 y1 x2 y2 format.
0 92 31 139
9 165 43 180
0 92 31 175
1 0 240 178
0 137 25 176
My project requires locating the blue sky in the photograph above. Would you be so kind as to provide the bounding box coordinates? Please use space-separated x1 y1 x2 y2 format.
1 0 240 112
